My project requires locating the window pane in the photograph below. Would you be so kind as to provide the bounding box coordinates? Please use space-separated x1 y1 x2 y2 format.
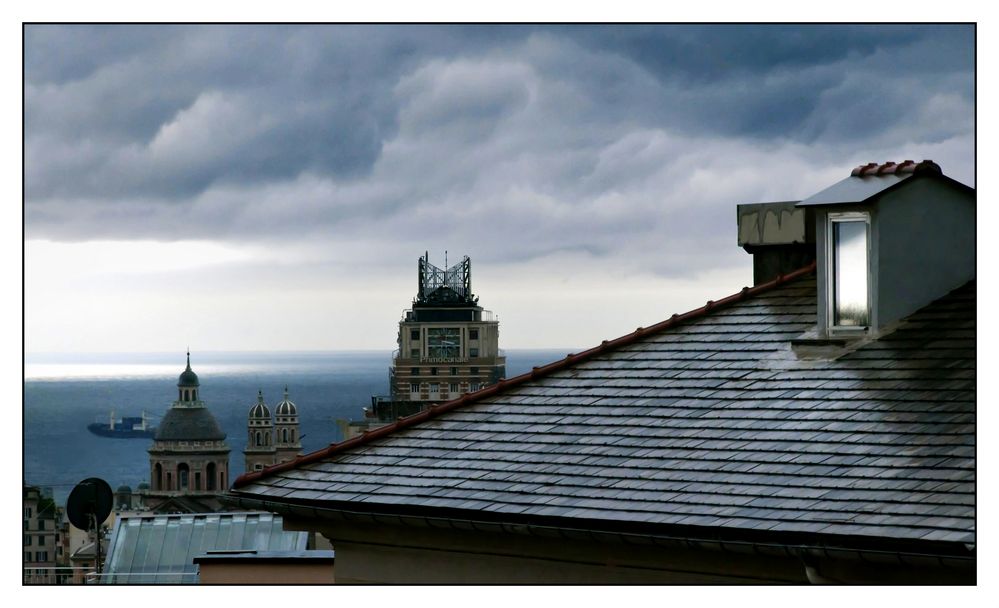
833 220 869 326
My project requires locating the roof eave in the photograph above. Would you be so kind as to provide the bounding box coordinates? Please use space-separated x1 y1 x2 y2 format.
223 491 975 564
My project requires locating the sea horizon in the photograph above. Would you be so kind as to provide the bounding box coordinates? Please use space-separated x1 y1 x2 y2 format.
24 348 578 381
23 348 574 503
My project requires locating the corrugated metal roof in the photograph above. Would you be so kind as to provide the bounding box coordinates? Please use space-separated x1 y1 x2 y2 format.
231 275 975 549
101 511 307 584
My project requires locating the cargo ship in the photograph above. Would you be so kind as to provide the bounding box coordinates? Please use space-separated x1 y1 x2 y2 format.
87 410 157 439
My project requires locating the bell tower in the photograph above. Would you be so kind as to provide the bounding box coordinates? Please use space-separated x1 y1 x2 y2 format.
244 390 277 473
273 386 302 464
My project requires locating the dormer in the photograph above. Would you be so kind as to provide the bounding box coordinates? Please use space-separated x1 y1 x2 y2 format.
795 160 975 337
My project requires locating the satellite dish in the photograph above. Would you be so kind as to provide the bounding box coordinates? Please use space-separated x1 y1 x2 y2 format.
67 477 114 579
67 477 113 531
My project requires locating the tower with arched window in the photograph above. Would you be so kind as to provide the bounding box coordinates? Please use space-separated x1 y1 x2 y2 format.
273 386 302 464
144 352 231 513
244 390 277 473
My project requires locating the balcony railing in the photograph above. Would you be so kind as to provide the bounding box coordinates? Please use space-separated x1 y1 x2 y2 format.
88 571 199 584
24 566 211 584
23 565 97 585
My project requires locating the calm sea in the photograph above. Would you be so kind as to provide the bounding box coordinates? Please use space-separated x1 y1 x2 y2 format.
24 350 569 504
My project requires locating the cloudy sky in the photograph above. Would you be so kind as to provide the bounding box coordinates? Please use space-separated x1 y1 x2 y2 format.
24 24 975 353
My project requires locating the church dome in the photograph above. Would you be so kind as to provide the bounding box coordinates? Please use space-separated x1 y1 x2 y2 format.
249 390 271 419
155 407 226 441
274 386 297 416
178 352 200 387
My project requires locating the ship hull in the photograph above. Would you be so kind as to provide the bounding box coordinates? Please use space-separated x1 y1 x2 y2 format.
87 423 156 439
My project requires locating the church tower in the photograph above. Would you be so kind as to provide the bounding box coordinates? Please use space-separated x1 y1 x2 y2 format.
145 352 231 513
244 390 277 473
273 386 302 464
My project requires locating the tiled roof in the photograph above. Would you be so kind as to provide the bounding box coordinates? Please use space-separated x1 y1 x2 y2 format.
231 268 974 549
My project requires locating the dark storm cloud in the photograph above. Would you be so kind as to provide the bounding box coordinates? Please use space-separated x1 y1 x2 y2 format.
25 24 974 276
25 25 542 201
561 24 973 140
569 25 932 80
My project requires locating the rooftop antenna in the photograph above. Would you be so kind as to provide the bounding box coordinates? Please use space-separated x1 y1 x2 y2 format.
67 477 113 581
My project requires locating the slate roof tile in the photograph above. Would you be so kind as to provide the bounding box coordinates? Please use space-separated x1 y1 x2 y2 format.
232 272 974 547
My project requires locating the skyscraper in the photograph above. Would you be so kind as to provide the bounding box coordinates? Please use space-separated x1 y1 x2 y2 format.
343 253 505 438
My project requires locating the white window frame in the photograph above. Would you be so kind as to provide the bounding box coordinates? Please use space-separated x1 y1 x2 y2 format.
826 211 871 332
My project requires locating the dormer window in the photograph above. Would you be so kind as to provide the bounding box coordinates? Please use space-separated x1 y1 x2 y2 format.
828 212 870 329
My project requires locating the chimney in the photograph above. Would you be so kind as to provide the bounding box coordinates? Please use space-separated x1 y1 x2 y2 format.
737 201 816 285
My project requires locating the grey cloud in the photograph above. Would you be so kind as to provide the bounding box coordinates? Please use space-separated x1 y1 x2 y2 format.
395 59 532 142
25 25 178 86
25 25 545 205
558 24 973 141
566 24 968 82
25 24 974 279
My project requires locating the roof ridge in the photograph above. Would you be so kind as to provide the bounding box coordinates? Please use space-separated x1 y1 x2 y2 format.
231 261 817 489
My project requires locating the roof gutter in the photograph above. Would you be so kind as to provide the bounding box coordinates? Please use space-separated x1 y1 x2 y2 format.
224 492 973 576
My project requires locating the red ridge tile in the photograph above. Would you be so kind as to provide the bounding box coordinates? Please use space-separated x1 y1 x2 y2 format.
850 160 940 177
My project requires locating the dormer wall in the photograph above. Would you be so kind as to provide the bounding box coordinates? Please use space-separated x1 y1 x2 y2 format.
874 178 975 329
